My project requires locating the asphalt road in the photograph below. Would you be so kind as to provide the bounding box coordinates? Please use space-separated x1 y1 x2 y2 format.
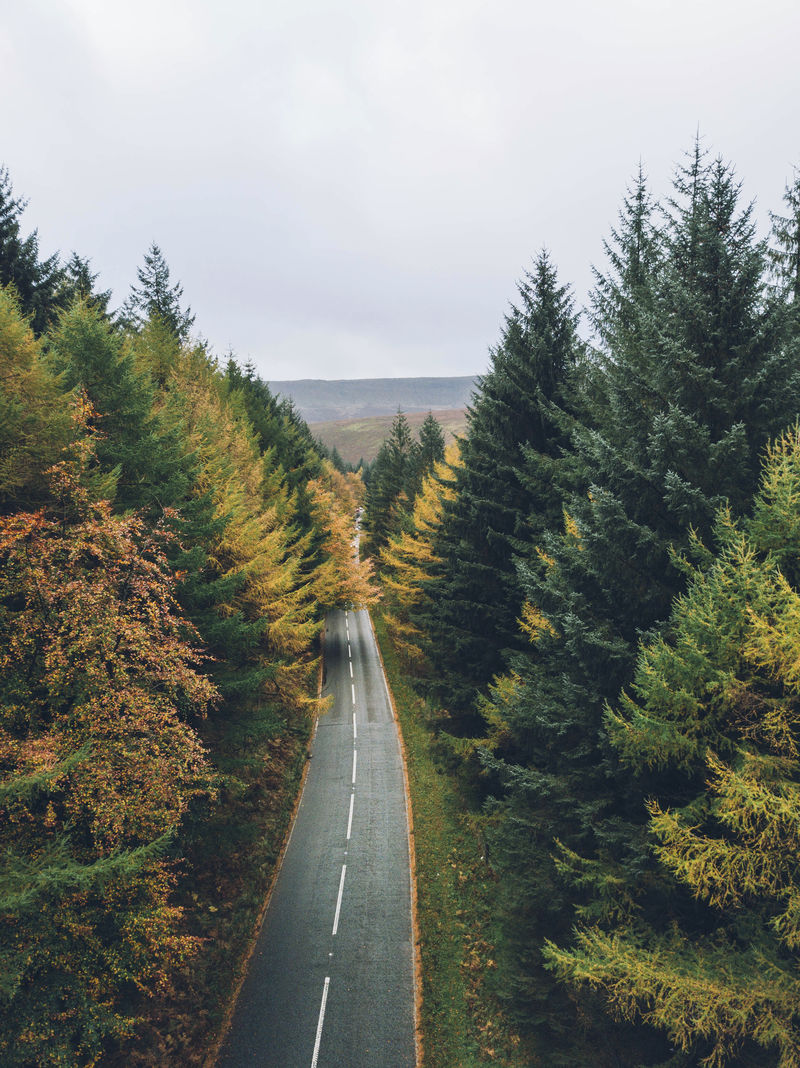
216 608 417 1068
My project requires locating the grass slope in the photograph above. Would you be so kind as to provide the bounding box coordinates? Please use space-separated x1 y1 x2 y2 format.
311 408 467 465
372 612 536 1068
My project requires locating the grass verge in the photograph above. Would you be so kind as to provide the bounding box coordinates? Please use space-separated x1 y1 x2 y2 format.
373 612 536 1068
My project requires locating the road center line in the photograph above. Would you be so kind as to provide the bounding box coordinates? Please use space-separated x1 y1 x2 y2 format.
310 976 330 1068
352 749 357 784
352 712 357 739
346 792 354 839
351 682 356 705
349 660 353 678
332 864 347 936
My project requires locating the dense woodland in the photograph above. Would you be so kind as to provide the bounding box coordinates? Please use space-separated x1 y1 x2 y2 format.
373 144 800 1066
0 166 376 1064
5 140 800 1067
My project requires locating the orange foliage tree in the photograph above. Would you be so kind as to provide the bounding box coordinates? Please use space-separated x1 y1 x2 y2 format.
0 441 216 1066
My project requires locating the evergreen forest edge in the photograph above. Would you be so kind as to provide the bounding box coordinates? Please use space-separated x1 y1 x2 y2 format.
4 137 800 1066
366 142 800 1068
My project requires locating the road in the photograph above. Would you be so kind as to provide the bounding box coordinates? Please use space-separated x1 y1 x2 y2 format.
216 607 417 1068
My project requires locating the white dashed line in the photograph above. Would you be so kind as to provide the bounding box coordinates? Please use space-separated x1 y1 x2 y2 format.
352 749 357 784
332 864 347 936
346 793 354 840
353 712 357 740
351 682 356 705
349 660 353 678
310 976 330 1068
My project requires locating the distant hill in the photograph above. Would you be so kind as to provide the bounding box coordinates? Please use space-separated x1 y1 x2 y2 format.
310 408 468 466
268 375 479 424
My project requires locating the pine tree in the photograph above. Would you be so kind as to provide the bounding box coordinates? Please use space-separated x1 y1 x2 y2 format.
48 299 187 514
59 252 112 317
363 411 417 554
411 412 446 495
121 242 195 342
0 166 64 334
415 251 581 719
770 166 800 307
478 148 800 1060
546 426 800 1067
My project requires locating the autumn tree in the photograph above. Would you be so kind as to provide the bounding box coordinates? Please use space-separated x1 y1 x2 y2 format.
379 443 460 673
0 442 215 1065
0 286 74 512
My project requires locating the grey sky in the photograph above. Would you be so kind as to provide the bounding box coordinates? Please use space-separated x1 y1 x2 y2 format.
2 0 798 379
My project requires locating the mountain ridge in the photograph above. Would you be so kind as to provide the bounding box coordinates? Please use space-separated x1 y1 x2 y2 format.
268 375 479 424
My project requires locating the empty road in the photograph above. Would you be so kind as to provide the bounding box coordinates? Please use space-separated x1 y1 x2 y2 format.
216 608 417 1068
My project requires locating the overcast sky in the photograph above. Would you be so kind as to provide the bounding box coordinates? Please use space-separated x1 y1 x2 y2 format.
2 0 799 380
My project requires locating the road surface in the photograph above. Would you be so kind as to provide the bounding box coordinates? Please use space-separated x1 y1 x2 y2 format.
216 608 417 1068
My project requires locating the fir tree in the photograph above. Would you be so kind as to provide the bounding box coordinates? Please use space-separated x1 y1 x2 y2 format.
121 242 195 342
0 166 64 334
547 427 800 1067
59 252 112 317
363 411 417 553
479 148 800 1060
415 251 580 719
770 165 800 305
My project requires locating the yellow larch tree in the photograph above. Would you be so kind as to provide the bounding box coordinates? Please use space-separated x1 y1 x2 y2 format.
378 442 460 673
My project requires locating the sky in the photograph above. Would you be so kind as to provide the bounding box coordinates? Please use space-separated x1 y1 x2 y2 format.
2 0 799 380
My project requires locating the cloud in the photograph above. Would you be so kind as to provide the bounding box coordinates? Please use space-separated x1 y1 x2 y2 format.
2 0 799 378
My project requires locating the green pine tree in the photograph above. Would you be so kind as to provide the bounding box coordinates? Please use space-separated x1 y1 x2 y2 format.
0 166 65 335
120 242 195 342
415 251 581 720
546 426 800 1068
479 148 800 1061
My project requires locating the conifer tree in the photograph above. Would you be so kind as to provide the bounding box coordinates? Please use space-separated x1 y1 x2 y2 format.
0 167 64 334
379 443 460 673
546 426 800 1067
121 242 195 342
415 251 580 718
59 252 112 318
363 411 417 554
479 148 800 1059
0 286 74 511
770 166 800 306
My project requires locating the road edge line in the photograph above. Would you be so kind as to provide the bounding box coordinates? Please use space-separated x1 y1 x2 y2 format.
204 623 328 1068
367 607 424 1068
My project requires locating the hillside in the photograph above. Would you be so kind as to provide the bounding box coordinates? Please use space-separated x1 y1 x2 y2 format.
310 408 467 465
268 376 478 423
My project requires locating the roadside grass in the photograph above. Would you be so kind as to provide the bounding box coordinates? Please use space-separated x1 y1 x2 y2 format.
373 613 537 1068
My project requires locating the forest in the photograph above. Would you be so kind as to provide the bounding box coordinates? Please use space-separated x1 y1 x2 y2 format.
4 137 800 1067
0 166 376 1064
367 144 800 1067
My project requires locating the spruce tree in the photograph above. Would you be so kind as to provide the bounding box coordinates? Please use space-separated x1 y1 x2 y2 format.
547 427 800 1067
0 167 64 334
121 242 195 342
363 411 417 553
415 251 580 719
770 165 800 306
479 148 800 1061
